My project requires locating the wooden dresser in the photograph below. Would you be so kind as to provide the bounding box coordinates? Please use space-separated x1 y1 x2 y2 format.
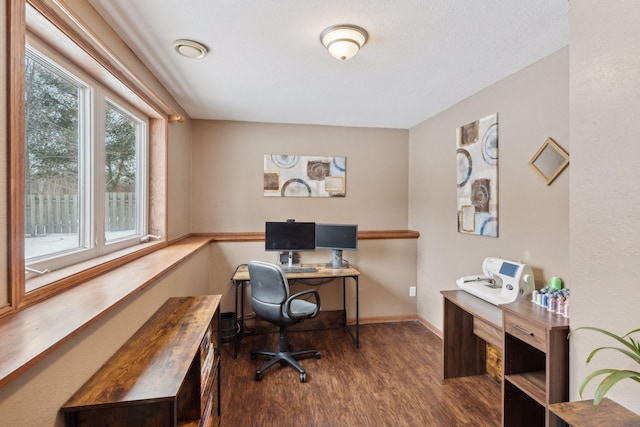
61 295 221 427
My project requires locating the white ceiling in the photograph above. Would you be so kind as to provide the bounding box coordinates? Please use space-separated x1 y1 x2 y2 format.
88 0 568 130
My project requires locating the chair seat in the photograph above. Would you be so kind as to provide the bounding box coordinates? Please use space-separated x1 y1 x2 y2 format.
286 299 317 318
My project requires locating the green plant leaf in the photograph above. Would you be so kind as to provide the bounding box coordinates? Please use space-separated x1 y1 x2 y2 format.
592 370 640 409
622 328 640 338
578 368 617 398
586 346 640 364
572 326 640 409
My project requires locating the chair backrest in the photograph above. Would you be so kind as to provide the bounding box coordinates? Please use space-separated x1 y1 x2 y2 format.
248 261 290 324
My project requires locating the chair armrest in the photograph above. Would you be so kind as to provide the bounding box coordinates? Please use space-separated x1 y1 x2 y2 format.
284 289 321 319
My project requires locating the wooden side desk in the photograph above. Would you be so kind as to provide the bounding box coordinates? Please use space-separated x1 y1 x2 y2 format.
231 263 360 358
442 290 571 426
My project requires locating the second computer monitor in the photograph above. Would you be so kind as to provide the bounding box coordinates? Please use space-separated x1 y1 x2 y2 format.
315 223 358 268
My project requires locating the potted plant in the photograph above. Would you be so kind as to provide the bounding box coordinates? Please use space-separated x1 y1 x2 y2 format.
573 326 640 410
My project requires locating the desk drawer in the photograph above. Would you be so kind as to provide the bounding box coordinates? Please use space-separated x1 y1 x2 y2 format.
504 312 546 352
474 317 502 349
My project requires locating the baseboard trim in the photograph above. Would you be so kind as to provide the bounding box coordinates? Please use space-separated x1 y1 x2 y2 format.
347 314 418 325
246 311 434 334
416 314 442 339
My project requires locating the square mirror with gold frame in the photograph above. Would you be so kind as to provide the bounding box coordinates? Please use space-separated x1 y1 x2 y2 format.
529 137 569 185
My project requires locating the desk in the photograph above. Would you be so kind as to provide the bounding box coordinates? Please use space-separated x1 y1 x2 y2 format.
231 263 360 358
442 290 570 426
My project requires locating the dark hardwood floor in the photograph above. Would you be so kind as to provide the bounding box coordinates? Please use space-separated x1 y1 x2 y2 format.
220 322 501 426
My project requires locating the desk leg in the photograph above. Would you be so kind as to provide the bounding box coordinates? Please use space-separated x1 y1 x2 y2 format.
342 277 347 324
355 276 359 348
233 280 240 359
233 280 251 359
343 276 360 349
442 298 485 378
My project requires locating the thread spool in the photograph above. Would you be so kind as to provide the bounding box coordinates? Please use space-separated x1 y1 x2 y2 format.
549 277 562 290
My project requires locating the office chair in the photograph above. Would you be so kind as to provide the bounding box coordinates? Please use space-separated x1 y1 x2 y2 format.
248 260 321 382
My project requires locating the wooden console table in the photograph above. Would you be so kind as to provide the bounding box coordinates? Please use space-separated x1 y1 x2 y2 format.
61 295 221 427
549 398 640 426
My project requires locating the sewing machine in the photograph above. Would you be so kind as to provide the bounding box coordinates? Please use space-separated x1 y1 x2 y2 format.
456 257 535 305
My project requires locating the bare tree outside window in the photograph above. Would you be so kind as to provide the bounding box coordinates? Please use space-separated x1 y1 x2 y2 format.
104 103 139 242
24 52 82 259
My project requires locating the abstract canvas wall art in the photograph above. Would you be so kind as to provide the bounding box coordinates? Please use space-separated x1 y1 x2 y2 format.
456 113 498 237
264 155 346 197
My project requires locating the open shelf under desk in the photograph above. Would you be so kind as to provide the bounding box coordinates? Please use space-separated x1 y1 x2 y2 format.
505 371 546 405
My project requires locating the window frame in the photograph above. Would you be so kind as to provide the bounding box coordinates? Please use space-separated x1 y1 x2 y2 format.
24 42 152 275
24 42 93 268
4 0 173 315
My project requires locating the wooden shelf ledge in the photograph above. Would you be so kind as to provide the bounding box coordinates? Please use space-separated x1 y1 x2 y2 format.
196 229 420 242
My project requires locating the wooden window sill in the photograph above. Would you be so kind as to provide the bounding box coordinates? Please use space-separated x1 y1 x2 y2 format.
0 235 212 388
24 240 166 297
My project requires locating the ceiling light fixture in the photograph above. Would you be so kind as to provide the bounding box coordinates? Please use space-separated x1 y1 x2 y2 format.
320 24 368 61
173 39 208 59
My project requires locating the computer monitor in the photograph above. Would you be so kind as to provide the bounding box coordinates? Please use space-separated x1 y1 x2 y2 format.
315 223 358 268
265 221 316 267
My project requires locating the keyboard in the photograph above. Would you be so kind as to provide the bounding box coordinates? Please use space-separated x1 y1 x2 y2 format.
282 267 318 273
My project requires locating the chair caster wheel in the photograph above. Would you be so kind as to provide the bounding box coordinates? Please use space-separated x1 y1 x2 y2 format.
299 372 306 383
250 353 257 360
314 351 321 359
255 371 262 381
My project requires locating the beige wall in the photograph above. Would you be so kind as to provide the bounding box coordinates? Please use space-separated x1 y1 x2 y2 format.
192 121 409 231
193 121 418 319
409 48 570 331
167 118 194 240
570 1 640 413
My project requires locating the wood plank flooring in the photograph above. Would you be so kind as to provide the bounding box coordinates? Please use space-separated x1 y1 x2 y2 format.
220 322 501 426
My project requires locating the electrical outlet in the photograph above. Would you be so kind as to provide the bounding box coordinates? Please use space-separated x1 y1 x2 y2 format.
409 286 416 297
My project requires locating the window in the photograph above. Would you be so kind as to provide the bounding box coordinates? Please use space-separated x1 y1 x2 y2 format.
24 43 149 280
24 48 86 261
4 0 169 314
104 100 147 244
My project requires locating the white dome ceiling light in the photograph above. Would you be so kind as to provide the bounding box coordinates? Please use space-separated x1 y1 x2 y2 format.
320 25 368 61
173 39 208 59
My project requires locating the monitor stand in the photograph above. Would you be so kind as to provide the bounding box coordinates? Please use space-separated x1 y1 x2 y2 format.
279 251 301 268
326 249 348 269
